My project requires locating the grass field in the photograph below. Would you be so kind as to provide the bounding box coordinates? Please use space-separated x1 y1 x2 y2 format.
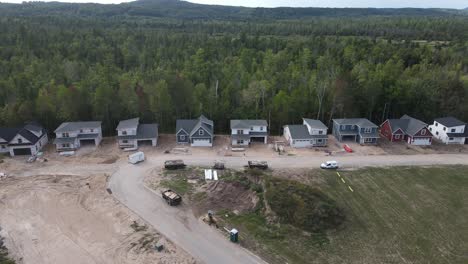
222 166 468 264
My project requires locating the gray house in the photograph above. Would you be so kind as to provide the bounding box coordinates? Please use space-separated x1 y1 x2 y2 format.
230 119 268 146
0 122 48 156
53 121 102 151
332 118 379 144
116 118 158 148
176 115 214 147
283 118 328 148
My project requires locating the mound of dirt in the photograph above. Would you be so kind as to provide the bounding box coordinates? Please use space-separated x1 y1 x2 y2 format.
192 181 259 216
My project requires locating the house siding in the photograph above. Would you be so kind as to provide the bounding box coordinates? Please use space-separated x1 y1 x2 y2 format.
176 130 189 143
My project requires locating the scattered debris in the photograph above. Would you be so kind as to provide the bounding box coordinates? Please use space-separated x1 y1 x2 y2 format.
231 147 245 152
204 169 219 181
123 147 138 152
59 151 75 156
27 156 37 163
154 240 164 252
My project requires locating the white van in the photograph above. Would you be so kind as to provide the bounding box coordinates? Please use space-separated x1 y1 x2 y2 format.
320 161 338 169
128 151 145 164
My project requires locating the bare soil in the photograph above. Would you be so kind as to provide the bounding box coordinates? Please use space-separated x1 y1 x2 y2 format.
191 181 259 217
0 174 195 264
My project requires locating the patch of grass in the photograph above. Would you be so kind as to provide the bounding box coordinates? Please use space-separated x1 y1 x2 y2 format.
0 237 15 264
223 166 468 264
160 177 191 195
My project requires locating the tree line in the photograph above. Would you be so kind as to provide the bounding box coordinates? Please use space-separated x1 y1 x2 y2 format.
0 15 467 135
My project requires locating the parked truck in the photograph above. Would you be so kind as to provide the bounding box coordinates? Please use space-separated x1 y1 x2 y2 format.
162 189 182 206
164 160 186 170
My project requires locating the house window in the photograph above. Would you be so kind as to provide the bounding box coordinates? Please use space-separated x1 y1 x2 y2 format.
62 133 69 138
260 127 264 131
449 137 454 141
80 129 83 133
122 140 128 144
319 130 323 135
62 143 70 148
395 134 400 139
364 138 373 143
341 125 346 130
250 127 254 131
1 145 5 149
238 139 244 144
443 127 446 131
317 139 322 143
364 128 372 133
180 135 186 141
435 123 438 127
199 130 204 136
237 130 243 135
436 131 439 135
421 129 427 135
18 138 22 144
90 129 94 133
429 127 432 131
122 131 127 135
451 128 456 133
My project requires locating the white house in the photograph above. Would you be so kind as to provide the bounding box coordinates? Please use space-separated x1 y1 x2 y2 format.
0 122 49 156
429 117 467 145
116 118 158 148
230 120 268 146
283 118 328 148
53 121 102 151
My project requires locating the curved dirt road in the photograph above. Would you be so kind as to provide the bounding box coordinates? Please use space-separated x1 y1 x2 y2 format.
108 161 267 264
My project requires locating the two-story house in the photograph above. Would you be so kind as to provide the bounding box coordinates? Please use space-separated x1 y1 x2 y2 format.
0 122 48 156
429 117 467 145
53 121 102 151
176 115 214 147
230 119 268 146
332 118 379 144
283 118 328 148
116 118 158 148
381 115 433 145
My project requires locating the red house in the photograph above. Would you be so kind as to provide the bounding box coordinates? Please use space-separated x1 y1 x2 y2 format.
380 115 433 146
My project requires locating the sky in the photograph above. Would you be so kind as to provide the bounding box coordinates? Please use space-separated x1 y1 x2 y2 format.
0 0 466 9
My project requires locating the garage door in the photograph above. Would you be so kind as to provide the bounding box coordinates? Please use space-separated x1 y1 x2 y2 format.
412 137 431 146
292 139 312 148
12 148 32 156
192 139 212 147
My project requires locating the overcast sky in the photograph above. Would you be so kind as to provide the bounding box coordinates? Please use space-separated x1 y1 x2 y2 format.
0 0 466 9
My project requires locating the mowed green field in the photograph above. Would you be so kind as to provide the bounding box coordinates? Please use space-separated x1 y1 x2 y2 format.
226 166 468 264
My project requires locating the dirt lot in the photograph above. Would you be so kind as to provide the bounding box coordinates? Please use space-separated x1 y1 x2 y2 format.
0 173 195 264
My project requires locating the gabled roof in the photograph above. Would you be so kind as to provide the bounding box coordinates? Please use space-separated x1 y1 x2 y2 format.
434 117 466 127
286 125 313 140
136 124 158 139
0 123 46 145
116 118 139 130
386 115 429 136
230 119 268 129
55 121 102 133
333 118 377 127
400 115 429 136
177 115 213 136
0 128 20 142
303 118 327 130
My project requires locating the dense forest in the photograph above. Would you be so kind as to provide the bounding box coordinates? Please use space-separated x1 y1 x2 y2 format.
0 0 467 135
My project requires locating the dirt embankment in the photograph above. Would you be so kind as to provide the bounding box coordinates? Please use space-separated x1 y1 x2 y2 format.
0 174 195 264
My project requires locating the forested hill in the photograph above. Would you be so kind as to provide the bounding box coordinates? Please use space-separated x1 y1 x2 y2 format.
0 0 466 19
0 1 467 135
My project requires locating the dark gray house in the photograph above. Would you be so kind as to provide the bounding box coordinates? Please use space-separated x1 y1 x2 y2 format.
0 122 48 156
176 115 214 147
283 118 328 148
116 118 158 148
332 118 379 144
230 119 268 146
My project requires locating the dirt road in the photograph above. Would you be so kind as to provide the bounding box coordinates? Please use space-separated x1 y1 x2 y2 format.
108 162 267 264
